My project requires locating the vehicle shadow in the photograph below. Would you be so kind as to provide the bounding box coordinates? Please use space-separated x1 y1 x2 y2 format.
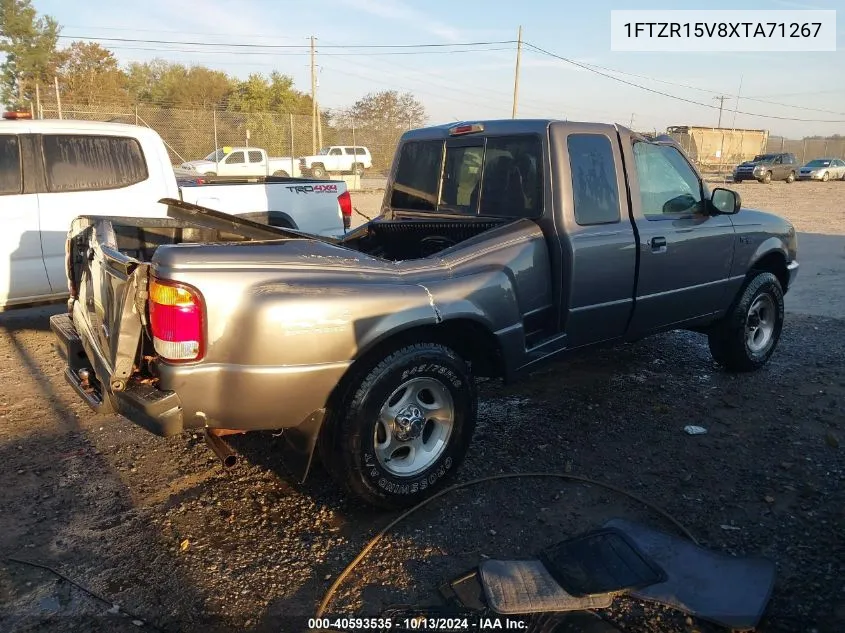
786 232 845 318
0 310 244 632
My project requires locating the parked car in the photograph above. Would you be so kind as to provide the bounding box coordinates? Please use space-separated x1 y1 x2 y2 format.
299 146 372 178
180 147 301 178
0 118 351 310
797 157 845 181
733 152 799 183
52 119 798 509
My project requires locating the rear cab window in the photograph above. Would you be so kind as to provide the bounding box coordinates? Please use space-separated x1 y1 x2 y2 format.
389 134 542 218
0 135 22 195
42 134 148 192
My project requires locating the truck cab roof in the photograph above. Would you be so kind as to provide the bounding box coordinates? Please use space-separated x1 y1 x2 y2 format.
402 119 634 142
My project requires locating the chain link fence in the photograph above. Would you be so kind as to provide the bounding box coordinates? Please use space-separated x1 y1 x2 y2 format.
40 103 413 175
38 104 845 178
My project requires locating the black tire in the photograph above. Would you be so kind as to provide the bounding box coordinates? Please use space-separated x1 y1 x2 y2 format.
352 163 365 176
319 343 477 509
708 272 784 372
272 170 289 177
821 171 830 182
786 171 795 183
204 171 216 177
311 164 327 179
760 171 772 184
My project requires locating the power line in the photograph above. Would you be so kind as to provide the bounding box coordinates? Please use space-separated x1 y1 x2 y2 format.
98 44 516 57
57 35 516 49
523 42 845 123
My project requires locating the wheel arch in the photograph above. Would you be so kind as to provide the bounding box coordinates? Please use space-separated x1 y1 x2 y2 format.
750 250 789 293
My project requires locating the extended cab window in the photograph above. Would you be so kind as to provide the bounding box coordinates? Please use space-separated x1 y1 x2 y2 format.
440 144 484 213
248 150 263 163
633 142 702 218
390 140 443 211
480 135 542 218
42 134 148 193
0 135 22 195
567 134 620 226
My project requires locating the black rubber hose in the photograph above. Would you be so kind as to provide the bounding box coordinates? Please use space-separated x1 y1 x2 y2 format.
316 471 698 618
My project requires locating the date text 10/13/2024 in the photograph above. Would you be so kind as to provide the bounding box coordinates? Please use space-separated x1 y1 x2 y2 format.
307 615 531 631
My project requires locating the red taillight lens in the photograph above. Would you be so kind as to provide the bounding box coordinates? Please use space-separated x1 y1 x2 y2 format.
338 190 352 229
149 279 204 361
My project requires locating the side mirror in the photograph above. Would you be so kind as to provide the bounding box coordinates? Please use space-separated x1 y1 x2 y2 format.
711 187 741 214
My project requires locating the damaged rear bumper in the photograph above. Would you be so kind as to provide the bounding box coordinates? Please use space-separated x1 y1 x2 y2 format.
51 312 346 481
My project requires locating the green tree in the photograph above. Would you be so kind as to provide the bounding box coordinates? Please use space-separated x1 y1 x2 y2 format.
227 71 312 113
0 0 61 108
56 41 128 107
126 59 232 108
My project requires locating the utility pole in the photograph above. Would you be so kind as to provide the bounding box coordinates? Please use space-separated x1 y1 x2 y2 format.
714 95 727 128
54 76 63 119
629 113 635 129
511 26 523 119
310 36 317 155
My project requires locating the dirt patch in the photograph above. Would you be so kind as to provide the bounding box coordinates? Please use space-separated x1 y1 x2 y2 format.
1 188 844 633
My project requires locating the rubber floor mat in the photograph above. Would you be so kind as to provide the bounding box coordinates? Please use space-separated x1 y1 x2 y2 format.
478 559 614 614
605 518 776 630
539 527 666 597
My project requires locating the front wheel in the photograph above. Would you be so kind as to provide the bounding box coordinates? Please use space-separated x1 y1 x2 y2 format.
708 272 784 372
786 171 795 183
320 343 477 509
821 171 830 182
760 171 772 184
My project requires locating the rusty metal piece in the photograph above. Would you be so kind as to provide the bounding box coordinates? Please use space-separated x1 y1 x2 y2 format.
203 429 238 468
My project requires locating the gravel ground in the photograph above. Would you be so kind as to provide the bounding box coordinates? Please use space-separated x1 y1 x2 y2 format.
0 181 843 633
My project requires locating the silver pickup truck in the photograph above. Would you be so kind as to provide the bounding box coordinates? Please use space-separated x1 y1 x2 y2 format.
51 119 799 509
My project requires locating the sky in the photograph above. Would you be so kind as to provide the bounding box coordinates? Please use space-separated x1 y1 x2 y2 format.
35 0 845 138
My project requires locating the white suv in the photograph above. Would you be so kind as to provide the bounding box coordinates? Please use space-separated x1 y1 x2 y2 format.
299 146 372 178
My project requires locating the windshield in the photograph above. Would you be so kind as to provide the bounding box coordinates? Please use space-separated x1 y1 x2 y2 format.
204 149 226 161
318 147 330 155
805 159 831 168
752 154 776 162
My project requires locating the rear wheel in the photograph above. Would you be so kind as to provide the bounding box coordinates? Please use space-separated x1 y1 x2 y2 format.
272 170 289 177
311 164 327 179
352 163 365 176
708 272 784 372
319 343 477 509
204 171 216 177
786 171 795 183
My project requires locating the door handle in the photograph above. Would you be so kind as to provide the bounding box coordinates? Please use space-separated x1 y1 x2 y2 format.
650 236 667 250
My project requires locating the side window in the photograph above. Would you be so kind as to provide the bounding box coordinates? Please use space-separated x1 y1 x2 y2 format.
248 150 263 163
439 144 484 213
42 135 148 193
480 135 543 218
390 140 442 211
773 155 782 164
225 151 245 164
0 135 22 195
344 148 354 155
355 148 367 156
567 134 620 226
633 142 702 218
330 148 343 156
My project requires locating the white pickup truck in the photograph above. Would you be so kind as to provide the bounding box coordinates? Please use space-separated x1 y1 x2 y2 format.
299 145 373 178
181 147 301 178
0 117 351 310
